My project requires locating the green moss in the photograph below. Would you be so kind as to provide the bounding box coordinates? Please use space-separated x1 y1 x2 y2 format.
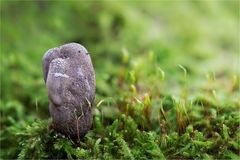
0 1 239 159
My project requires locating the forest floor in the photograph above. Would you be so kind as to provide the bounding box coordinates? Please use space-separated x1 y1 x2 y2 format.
0 1 239 159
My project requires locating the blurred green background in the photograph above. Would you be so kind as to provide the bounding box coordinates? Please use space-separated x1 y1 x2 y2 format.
0 0 239 159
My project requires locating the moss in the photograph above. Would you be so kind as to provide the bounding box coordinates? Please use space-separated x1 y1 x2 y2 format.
1 1 239 159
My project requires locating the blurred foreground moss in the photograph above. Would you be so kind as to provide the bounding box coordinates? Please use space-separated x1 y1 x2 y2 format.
1 110 239 159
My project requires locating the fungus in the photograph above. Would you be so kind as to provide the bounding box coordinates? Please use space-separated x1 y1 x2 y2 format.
42 43 95 140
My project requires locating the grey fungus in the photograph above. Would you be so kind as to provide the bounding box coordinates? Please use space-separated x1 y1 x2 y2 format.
42 43 96 140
